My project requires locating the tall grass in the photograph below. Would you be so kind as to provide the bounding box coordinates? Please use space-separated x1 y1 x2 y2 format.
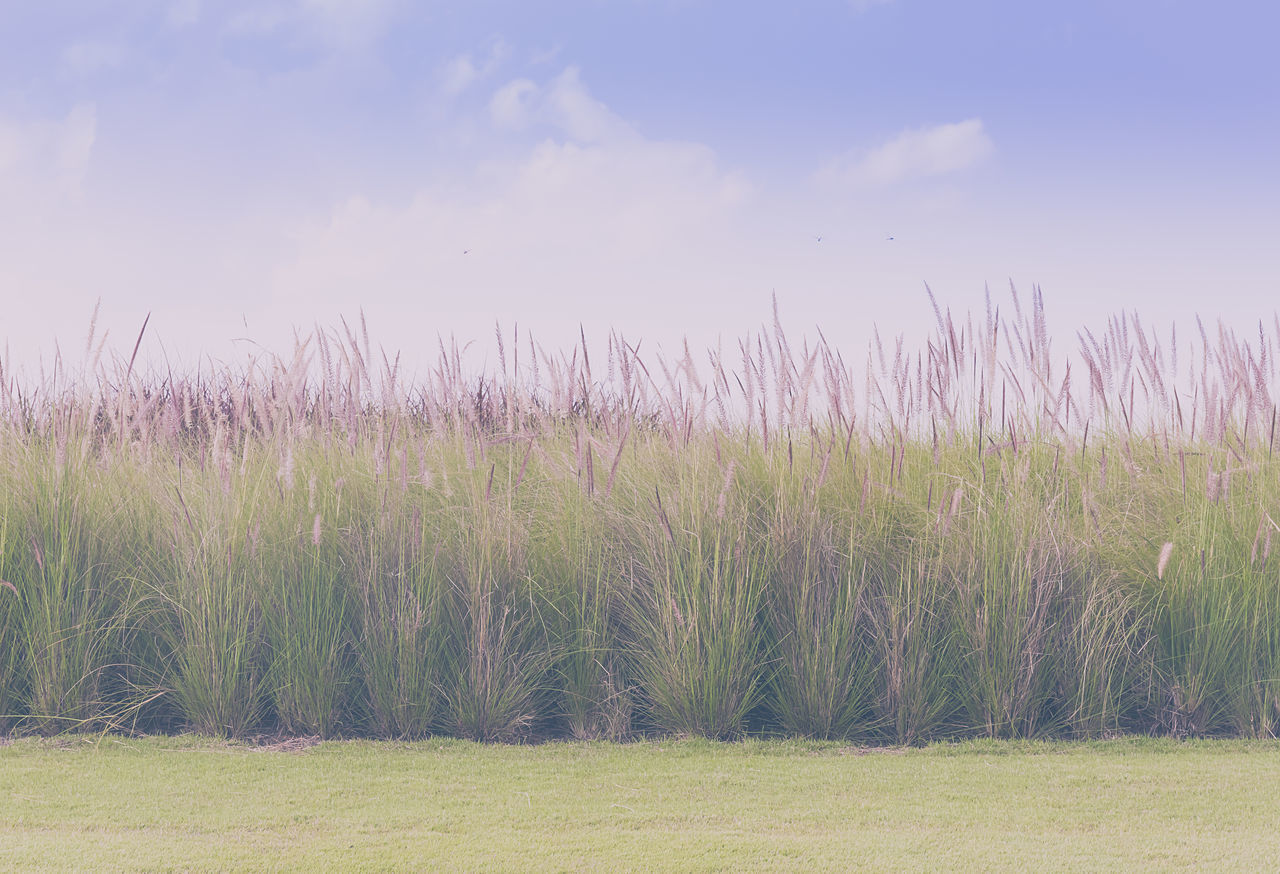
440 448 552 742
618 454 770 739
0 487 21 732
1 291 1279 741
259 459 357 738
5 446 139 734
760 453 878 739
1054 557 1142 738
867 526 958 744
534 487 631 740
352 502 450 740
149 459 270 738
947 474 1067 738
442 506 549 743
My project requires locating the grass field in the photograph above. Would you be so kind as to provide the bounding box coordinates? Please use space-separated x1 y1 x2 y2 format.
2 735 1279 872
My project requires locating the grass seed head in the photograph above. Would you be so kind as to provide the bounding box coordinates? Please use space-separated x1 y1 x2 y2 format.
1157 541 1174 580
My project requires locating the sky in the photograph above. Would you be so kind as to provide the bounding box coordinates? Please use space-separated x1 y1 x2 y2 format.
1 0 1277 379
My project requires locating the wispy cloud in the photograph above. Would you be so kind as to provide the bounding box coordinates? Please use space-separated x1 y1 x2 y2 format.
440 55 481 97
61 42 127 77
296 0 401 48
488 67 636 145
439 40 508 98
268 68 753 353
226 0 400 52
489 78 539 129
544 67 635 144
166 0 202 28
821 118 992 187
0 104 97 195
225 6 290 37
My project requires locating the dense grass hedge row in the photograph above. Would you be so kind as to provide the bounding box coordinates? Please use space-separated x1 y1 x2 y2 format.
1 294 1277 741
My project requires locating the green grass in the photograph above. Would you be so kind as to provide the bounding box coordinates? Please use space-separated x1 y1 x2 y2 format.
1 736 1279 872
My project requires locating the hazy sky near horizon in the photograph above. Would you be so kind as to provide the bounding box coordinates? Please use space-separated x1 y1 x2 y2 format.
1 0 1277 377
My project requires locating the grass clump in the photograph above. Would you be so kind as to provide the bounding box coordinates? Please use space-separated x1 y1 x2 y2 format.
620 472 769 739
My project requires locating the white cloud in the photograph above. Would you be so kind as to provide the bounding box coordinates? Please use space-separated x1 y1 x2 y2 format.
0 104 108 373
530 44 562 67
0 104 97 195
440 55 480 97
439 40 508 98
544 68 635 145
822 118 993 187
56 106 97 185
267 69 754 358
166 0 202 27
489 67 635 145
226 0 399 52
226 6 291 36
297 0 399 48
62 42 127 76
488 79 539 129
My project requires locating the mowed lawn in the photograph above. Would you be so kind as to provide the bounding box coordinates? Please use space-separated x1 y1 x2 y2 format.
2 736 1278 872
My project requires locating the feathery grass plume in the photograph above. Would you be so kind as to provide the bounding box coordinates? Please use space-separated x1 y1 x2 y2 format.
1157 542 1174 580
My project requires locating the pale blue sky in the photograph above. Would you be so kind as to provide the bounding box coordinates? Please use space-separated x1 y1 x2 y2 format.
2 0 1276 374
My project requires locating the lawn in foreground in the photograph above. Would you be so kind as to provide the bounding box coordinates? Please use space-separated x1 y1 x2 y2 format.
1 736 1278 872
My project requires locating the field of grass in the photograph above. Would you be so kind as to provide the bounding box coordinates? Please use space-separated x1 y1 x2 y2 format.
1 289 1279 742
2 735 1279 871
